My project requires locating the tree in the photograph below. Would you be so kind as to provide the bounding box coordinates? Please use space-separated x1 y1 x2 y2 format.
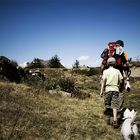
27 58 45 68
10 60 18 67
73 59 80 68
0 56 21 82
48 55 62 68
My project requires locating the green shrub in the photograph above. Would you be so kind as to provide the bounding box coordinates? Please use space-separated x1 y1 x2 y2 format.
72 87 90 99
0 56 21 83
24 71 60 91
45 78 59 90
58 77 90 99
23 69 90 99
58 77 75 93
86 68 99 76
72 67 99 76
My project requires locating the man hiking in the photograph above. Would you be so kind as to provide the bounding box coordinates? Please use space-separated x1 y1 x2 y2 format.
100 57 123 128
100 40 129 78
100 40 131 109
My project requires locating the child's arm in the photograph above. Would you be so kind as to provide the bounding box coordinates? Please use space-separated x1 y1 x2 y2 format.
100 79 105 97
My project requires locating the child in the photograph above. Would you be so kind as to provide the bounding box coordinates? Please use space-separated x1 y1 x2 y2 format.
100 57 123 128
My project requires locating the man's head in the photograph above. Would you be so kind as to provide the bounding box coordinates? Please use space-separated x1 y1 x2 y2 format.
116 40 124 47
107 57 116 66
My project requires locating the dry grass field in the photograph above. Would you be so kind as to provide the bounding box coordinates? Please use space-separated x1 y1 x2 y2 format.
0 68 140 140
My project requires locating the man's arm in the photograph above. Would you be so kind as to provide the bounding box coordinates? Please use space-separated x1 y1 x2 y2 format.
118 71 123 90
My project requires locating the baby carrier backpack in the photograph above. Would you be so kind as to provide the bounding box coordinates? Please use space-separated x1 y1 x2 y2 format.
101 42 123 67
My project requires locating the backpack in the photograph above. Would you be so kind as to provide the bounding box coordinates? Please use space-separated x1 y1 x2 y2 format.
101 42 123 66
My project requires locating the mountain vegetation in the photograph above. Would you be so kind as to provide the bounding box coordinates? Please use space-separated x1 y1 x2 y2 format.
48 54 64 68
0 56 140 139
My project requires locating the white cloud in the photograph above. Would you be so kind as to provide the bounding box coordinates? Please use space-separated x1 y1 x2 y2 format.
77 55 89 61
19 62 27 68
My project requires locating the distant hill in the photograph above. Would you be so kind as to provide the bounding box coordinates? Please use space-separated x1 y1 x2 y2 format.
40 59 50 67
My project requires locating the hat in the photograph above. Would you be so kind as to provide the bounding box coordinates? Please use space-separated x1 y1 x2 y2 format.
107 57 116 65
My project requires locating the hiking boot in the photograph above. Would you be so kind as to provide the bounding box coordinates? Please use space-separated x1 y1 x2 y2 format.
104 108 113 116
113 121 119 129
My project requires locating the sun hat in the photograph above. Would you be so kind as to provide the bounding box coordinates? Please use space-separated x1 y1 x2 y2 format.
107 57 116 65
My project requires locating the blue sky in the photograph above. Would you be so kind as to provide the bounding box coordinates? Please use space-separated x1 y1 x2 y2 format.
0 0 140 67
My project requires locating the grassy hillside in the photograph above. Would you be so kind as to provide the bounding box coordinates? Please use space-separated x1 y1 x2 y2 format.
0 68 140 140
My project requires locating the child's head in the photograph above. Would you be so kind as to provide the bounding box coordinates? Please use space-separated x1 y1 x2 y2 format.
116 40 124 47
107 57 116 66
